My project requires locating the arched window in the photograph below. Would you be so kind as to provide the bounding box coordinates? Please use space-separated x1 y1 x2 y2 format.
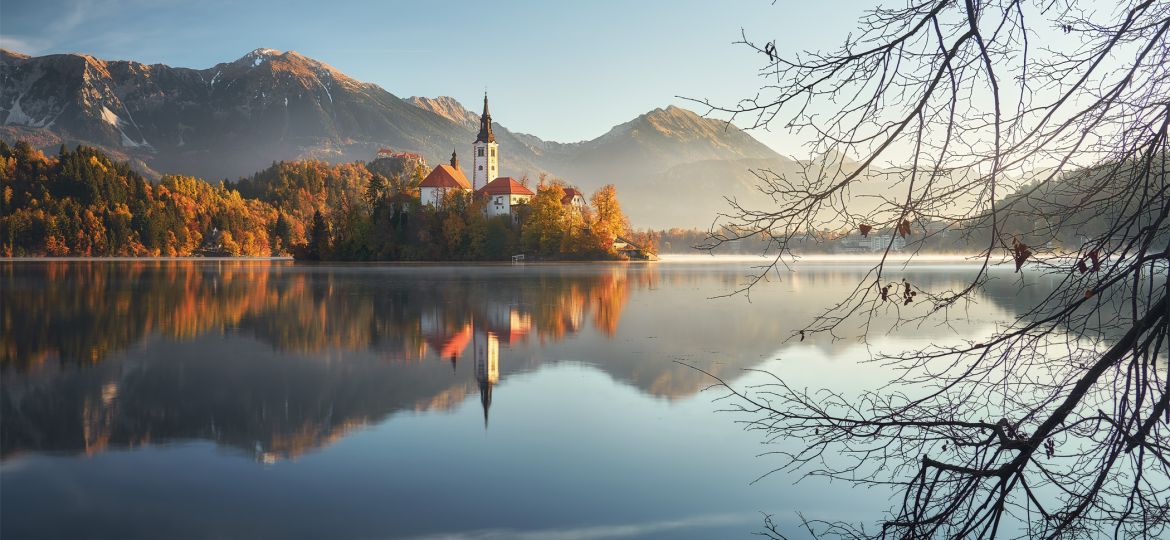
477 148 484 157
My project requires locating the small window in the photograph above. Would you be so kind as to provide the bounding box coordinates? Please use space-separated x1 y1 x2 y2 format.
479 165 483 170
491 148 495 157
477 148 484 157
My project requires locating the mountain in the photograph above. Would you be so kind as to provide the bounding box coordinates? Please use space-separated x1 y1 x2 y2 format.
0 48 485 180
2 48 788 228
563 105 779 173
405 95 479 129
534 106 791 227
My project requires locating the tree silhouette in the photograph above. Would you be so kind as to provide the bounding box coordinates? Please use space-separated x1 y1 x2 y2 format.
692 1 1170 537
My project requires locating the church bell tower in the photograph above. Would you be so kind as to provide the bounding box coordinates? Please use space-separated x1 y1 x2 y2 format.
472 93 498 190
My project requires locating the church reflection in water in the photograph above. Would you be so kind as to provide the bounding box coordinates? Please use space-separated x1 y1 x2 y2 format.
423 301 529 427
0 260 657 461
474 330 499 428
1 260 1033 463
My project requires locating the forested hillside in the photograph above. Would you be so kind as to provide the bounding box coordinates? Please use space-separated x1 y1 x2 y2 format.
0 142 639 260
1 141 277 256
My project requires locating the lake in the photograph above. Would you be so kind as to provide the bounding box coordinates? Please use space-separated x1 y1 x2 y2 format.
0 258 1045 539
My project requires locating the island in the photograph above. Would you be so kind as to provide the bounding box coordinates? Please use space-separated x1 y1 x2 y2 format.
0 94 656 262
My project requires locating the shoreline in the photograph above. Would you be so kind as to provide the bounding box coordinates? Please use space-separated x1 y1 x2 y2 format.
1 253 1025 266
0 256 295 262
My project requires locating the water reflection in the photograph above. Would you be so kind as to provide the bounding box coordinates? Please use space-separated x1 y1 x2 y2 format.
2 260 1036 465
2 261 638 460
1 260 641 367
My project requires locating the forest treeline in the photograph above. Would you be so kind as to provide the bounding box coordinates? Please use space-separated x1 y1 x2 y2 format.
0 141 652 260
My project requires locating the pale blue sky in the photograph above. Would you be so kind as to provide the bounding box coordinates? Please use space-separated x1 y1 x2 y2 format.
0 0 873 153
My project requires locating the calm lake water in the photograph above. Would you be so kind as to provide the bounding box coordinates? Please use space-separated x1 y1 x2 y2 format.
0 258 1049 539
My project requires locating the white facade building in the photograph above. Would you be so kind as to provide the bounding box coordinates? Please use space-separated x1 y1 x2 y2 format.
866 234 907 252
561 188 587 210
471 94 498 191
478 177 534 218
418 152 471 206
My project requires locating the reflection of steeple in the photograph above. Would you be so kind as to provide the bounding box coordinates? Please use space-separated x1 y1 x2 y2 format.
1 261 653 461
474 331 499 429
479 377 492 428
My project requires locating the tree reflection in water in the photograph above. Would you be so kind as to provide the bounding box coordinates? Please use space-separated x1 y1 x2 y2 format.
1 260 1043 463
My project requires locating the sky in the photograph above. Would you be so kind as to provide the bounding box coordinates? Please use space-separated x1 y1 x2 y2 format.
0 0 867 154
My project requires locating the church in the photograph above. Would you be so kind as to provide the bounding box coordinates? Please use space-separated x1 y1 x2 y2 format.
417 94 535 216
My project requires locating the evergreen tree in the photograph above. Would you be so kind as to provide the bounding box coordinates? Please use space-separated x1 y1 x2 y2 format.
273 212 293 254
309 209 329 260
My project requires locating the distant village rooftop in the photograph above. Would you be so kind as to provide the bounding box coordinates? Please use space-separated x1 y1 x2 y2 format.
376 148 424 161
561 187 586 207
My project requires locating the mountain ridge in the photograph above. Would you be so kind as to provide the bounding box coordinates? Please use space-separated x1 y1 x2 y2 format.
2 47 786 227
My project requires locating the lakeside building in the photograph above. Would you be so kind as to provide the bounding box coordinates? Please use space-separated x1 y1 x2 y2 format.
837 232 907 252
418 152 471 206
471 94 499 189
479 176 534 218
561 188 587 210
414 94 580 219
417 94 498 208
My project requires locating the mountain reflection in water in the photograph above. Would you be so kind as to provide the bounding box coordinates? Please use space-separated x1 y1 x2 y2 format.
2 259 1068 539
1 260 1044 464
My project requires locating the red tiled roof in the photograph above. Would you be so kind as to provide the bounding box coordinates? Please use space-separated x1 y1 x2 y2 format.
561 188 584 204
419 164 471 189
478 177 534 196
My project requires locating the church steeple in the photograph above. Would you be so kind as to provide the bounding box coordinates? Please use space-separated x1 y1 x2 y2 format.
475 93 495 143
450 148 459 169
471 92 499 190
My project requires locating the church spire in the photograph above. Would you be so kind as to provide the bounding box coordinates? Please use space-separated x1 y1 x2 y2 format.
450 148 459 169
475 92 495 143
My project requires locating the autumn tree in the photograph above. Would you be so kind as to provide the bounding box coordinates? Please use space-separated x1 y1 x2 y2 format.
0 143 279 257
522 183 569 256
0 142 632 262
588 184 629 254
692 1 1170 538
